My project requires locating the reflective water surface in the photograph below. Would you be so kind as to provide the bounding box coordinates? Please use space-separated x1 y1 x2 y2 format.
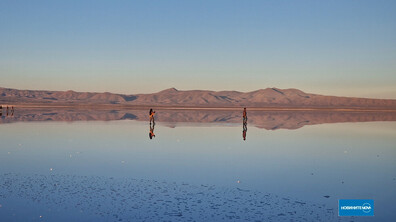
0 109 395 221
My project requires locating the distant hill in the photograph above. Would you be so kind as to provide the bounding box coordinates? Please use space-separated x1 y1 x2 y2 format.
1 87 396 109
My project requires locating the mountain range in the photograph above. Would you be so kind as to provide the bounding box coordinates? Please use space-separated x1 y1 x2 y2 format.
1 87 396 109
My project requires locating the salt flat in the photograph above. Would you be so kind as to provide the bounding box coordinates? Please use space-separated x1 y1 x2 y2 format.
0 173 341 222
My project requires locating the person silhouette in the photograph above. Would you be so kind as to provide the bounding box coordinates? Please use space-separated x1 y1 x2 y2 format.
6 106 9 116
149 108 156 124
242 108 247 141
243 107 247 122
11 106 14 116
149 122 155 139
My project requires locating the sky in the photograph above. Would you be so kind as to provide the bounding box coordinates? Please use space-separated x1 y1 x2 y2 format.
0 0 395 98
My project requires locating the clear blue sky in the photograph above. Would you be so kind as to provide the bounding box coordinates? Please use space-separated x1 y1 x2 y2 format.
1 0 395 98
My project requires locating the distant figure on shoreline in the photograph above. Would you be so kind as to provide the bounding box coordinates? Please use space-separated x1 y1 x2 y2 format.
149 122 155 139
0 105 2 117
6 106 9 116
243 108 247 141
149 108 156 124
243 107 247 122
11 106 14 116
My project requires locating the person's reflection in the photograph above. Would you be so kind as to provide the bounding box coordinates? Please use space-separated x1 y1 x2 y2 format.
149 122 156 139
243 121 247 141
242 108 247 141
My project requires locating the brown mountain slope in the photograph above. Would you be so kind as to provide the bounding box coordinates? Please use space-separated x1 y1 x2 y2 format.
1 87 396 109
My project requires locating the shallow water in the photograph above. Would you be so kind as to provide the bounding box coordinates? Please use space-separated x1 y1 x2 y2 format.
0 110 395 221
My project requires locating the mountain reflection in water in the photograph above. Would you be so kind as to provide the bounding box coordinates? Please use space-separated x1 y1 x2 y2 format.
1 108 395 130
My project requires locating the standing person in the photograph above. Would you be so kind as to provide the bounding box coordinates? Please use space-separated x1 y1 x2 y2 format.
0 105 2 117
6 106 8 116
242 108 247 141
11 106 14 116
149 108 156 124
243 107 247 122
